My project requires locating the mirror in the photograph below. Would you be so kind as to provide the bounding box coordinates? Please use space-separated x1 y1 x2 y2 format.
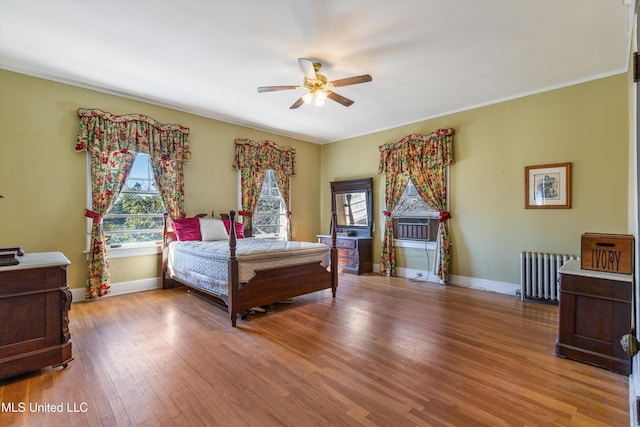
335 192 368 226
331 178 373 237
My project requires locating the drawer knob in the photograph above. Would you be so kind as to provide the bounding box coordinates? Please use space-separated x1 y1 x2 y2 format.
620 333 639 356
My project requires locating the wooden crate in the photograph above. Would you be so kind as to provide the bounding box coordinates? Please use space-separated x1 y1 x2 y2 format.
580 233 634 275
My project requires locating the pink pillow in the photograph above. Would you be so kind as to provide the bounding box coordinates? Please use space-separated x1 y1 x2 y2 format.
173 217 202 241
222 218 245 238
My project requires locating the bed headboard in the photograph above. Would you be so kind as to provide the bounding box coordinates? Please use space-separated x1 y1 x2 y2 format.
219 212 253 238
162 211 253 246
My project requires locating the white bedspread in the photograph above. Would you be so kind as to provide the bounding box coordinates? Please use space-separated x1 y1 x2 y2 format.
167 238 330 296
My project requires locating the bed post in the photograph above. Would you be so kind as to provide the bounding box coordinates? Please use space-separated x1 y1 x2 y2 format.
162 213 169 247
330 211 338 297
161 213 174 290
228 210 239 327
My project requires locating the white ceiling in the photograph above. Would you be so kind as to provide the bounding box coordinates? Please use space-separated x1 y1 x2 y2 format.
0 1 634 144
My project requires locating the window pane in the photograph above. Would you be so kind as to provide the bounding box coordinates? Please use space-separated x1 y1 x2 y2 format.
392 180 437 216
256 197 282 213
103 154 165 246
253 170 286 238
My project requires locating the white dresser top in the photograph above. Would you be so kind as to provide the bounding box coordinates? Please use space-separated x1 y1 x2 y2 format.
559 259 633 282
0 252 70 271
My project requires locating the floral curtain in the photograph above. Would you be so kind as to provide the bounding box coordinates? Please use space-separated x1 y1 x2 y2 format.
81 150 135 298
239 168 265 232
379 172 410 276
76 108 191 298
378 128 454 282
233 138 296 239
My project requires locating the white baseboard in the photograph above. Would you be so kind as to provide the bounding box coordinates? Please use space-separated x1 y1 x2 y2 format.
70 277 161 302
395 266 440 283
448 274 519 296
376 263 519 297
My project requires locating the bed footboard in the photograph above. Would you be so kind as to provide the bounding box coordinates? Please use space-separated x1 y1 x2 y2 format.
226 210 338 327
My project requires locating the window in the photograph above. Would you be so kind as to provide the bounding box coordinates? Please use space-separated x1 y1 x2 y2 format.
392 179 439 242
102 153 165 247
253 169 287 239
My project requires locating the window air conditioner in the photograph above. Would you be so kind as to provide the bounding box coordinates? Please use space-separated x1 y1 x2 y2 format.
394 217 438 241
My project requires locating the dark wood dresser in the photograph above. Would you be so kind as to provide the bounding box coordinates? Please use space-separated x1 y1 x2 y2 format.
0 252 72 379
317 235 372 275
555 260 632 375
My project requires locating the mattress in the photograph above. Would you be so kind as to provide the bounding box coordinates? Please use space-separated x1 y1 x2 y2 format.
167 238 330 296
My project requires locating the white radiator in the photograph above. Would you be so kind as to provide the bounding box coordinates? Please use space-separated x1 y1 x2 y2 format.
519 251 578 303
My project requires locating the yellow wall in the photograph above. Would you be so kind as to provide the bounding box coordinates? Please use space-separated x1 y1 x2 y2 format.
0 69 322 291
0 69 630 291
320 74 629 284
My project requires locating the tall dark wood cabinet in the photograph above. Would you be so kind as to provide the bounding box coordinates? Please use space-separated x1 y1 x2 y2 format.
555 260 632 375
0 252 73 379
323 178 374 275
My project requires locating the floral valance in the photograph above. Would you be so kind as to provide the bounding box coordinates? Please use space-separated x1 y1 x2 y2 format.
75 108 191 163
378 128 454 174
233 138 296 176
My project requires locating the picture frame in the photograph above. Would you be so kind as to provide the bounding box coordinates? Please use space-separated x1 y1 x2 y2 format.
525 162 571 209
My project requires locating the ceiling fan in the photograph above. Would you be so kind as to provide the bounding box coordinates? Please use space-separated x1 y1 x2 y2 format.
257 58 373 109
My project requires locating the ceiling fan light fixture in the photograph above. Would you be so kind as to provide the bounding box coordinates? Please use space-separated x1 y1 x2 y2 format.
315 90 327 106
302 92 314 104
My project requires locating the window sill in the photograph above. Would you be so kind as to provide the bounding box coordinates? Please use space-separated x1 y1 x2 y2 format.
106 244 162 258
253 234 285 240
394 239 437 250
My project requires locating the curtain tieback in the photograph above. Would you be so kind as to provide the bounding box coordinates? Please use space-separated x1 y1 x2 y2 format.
285 211 292 218
438 211 451 223
85 209 103 224
238 210 252 217
383 211 392 217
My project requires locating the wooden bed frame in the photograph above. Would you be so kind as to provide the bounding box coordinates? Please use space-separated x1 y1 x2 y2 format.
162 210 338 327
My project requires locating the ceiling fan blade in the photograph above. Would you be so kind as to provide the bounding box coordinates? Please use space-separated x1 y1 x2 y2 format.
257 85 299 93
327 91 354 107
298 58 317 80
330 74 373 88
289 97 305 109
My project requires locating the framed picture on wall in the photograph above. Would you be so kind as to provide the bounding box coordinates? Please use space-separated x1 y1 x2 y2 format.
525 162 571 209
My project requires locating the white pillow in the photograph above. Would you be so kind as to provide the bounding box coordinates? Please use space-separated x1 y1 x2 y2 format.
199 218 229 241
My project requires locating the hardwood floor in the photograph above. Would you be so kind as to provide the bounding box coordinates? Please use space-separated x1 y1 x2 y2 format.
0 274 629 426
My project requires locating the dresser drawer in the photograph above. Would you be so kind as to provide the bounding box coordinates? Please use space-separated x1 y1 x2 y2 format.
0 266 67 294
338 248 359 258
336 239 356 249
338 258 359 268
318 237 357 249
